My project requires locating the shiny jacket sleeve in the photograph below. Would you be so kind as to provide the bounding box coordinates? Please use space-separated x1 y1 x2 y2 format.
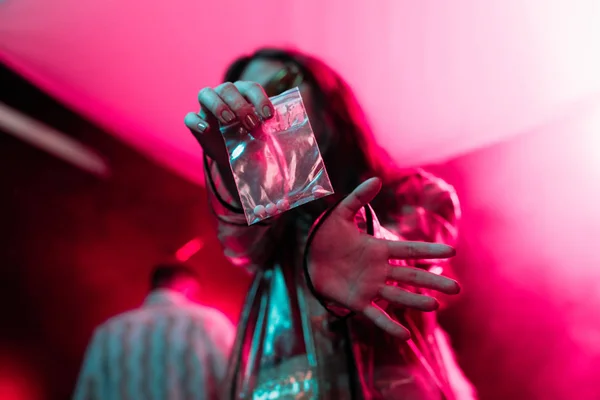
373 168 460 274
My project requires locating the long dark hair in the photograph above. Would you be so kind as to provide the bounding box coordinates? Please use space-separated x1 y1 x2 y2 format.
224 48 396 201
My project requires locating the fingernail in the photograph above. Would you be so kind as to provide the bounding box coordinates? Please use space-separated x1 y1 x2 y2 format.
244 114 259 130
221 110 235 123
451 281 461 294
197 121 209 133
433 243 455 257
262 105 273 119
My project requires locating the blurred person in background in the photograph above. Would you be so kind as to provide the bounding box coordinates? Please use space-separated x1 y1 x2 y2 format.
73 262 234 400
185 48 476 399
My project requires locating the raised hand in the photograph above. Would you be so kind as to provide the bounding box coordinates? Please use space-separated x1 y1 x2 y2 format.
306 177 460 339
184 81 274 166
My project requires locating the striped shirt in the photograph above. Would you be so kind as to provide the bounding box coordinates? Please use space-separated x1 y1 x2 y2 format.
73 289 235 400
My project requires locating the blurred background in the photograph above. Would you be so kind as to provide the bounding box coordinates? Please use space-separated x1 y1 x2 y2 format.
1 0 600 399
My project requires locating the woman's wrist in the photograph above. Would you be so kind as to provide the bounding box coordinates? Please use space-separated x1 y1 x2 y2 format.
204 154 243 212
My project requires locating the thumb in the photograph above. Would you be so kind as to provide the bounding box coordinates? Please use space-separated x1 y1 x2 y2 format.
184 111 228 165
336 177 382 221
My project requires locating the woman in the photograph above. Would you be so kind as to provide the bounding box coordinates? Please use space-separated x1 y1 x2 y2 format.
185 48 476 399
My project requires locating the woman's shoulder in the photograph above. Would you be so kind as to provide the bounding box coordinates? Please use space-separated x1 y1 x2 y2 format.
377 167 460 220
375 168 461 244
381 167 455 199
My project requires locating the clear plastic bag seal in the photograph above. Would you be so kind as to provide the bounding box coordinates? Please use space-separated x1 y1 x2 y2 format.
221 87 334 225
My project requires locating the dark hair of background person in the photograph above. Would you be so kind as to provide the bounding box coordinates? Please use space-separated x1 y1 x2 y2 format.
150 263 199 290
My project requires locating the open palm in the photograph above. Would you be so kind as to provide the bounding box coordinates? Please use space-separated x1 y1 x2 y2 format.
307 178 460 339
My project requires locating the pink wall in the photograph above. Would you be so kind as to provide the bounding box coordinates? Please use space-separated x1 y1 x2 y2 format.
429 96 600 399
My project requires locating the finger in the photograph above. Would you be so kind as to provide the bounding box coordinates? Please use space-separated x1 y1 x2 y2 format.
234 81 274 120
379 285 439 311
388 266 460 294
363 303 410 340
214 82 259 131
387 240 455 260
198 87 236 125
337 177 382 221
184 112 210 140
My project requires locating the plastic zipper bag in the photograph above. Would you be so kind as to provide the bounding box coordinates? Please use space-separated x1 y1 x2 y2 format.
221 87 334 225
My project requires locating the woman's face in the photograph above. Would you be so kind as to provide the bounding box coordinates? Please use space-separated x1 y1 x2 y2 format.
239 58 286 88
239 58 315 121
